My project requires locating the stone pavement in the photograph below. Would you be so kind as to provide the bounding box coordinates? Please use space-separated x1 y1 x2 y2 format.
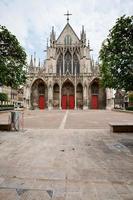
0 110 133 199
1 110 133 129
24 110 133 129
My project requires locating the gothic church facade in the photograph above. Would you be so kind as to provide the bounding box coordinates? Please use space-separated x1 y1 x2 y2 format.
24 14 113 110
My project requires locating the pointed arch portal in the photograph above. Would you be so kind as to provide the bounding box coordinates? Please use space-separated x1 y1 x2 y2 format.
53 83 59 108
31 79 48 109
76 83 83 109
61 80 75 109
90 79 99 109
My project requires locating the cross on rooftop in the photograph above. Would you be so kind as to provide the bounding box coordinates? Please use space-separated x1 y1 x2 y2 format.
64 11 72 23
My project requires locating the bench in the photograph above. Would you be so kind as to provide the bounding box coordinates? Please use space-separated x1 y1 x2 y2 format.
109 123 133 133
0 124 11 131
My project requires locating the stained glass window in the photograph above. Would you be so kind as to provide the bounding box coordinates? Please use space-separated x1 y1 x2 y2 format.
57 51 80 75
65 51 72 73
73 53 80 75
64 35 72 45
57 54 63 74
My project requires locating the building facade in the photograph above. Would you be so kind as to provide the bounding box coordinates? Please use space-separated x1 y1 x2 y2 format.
24 16 114 110
0 85 23 106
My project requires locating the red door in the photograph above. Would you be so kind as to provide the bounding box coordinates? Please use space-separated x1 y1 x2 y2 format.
91 95 98 109
62 95 67 109
39 95 45 109
69 95 75 109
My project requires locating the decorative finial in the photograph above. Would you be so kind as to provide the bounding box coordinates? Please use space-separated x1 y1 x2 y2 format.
88 40 90 47
34 52 36 67
64 10 72 23
30 55 33 67
82 25 84 33
47 38 48 48
38 58 40 67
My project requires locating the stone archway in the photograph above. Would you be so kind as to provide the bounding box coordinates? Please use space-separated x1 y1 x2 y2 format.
89 78 106 109
31 79 48 109
91 80 99 109
62 80 75 109
76 83 83 109
53 83 59 109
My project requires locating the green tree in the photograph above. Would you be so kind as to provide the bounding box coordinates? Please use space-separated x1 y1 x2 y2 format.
0 25 27 88
0 92 8 101
99 15 133 91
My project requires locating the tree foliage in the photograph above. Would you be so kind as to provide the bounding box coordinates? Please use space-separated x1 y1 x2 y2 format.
0 25 27 88
128 92 133 102
0 92 8 101
99 15 133 91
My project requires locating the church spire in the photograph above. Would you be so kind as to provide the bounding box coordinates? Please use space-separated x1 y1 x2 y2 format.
50 26 56 47
34 52 36 67
82 25 85 34
52 26 55 40
88 40 90 47
30 55 33 67
47 38 49 48
81 25 86 47
38 58 40 68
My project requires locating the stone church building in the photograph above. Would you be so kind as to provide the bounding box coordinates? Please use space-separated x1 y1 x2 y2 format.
24 13 113 110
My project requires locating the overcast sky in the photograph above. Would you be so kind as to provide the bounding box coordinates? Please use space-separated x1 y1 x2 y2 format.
0 0 133 65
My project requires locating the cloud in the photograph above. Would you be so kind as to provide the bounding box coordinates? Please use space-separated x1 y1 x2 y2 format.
0 0 132 63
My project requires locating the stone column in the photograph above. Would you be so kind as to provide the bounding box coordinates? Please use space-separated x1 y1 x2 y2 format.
74 74 77 109
88 85 91 109
72 48 73 74
29 91 32 109
27 88 30 109
48 85 53 110
63 47 64 74
83 82 88 110
48 77 53 110
59 77 62 109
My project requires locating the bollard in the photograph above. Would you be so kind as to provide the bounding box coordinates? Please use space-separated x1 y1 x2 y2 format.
11 111 20 131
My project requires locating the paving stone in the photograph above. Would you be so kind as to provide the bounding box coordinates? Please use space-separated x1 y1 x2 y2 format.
0 110 133 199
0 189 17 200
18 190 51 200
94 183 122 200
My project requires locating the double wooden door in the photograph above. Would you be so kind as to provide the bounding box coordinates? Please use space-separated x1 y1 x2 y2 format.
62 95 75 109
39 95 45 109
91 95 98 109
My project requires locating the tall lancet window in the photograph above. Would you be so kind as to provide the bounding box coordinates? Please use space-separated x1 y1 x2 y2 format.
57 54 63 74
64 35 72 45
73 53 80 75
65 51 72 74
